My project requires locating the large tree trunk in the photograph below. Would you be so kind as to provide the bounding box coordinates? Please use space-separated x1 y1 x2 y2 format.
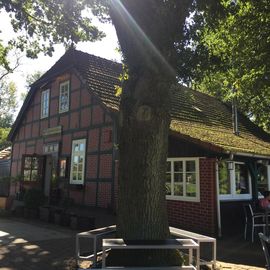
114 71 183 266
117 70 171 241
107 0 191 266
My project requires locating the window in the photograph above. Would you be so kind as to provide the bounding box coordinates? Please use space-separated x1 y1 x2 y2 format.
59 158 68 178
41 89 50 118
258 164 270 195
70 139 86 185
22 155 44 182
59 81 70 113
166 158 200 201
218 161 252 200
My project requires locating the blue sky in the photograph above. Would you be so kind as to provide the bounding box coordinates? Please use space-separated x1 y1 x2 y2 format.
0 11 121 115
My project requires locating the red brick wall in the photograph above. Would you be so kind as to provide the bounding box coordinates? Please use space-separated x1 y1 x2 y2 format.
9 70 115 208
99 154 112 178
167 158 217 235
97 182 111 208
84 183 97 206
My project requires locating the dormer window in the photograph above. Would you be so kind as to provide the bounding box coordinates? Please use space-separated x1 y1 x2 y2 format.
59 81 70 113
41 89 50 118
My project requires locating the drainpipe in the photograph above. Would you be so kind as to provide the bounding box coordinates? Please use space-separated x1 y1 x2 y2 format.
232 87 239 136
215 160 222 237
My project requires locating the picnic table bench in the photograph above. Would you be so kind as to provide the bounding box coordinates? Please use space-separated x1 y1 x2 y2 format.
102 238 199 269
169 227 216 269
76 225 216 269
76 225 116 267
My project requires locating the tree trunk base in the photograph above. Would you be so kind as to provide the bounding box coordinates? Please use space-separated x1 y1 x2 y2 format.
106 249 184 267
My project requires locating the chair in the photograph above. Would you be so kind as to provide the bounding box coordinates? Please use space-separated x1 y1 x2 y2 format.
259 233 270 270
243 203 266 242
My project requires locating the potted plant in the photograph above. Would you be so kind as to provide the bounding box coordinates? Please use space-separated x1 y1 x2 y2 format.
23 188 46 219
39 204 51 222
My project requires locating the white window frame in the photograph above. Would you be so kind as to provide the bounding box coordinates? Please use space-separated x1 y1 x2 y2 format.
258 164 270 198
219 161 252 201
70 139 86 185
166 157 200 202
59 80 70 113
41 89 50 119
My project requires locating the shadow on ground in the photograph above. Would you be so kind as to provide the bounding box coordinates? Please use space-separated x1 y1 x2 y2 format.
0 216 267 270
217 233 265 268
0 218 76 270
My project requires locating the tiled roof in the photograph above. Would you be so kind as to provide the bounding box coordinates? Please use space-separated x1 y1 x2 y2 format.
73 50 121 111
170 86 270 156
9 49 270 157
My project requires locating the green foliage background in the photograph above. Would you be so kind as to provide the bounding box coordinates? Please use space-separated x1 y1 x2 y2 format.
183 0 270 131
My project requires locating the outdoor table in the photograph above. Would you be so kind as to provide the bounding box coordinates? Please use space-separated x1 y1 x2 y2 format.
102 238 199 268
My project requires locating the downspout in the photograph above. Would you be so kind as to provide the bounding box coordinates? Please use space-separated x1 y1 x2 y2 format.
232 87 239 136
246 161 258 202
215 160 222 237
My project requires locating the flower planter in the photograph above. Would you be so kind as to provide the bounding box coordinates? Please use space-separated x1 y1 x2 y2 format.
24 207 38 219
39 206 51 222
54 210 62 225
14 205 24 217
53 209 70 226
70 214 95 230
60 212 70 227
70 214 78 230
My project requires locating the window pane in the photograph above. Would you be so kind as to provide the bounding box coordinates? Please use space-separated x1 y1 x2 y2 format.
258 164 268 194
32 157 38 169
174 173 183 183
174 183 183 196
25 157 32 168
73 156 79 163
78 164 83 172
174 172 183 196
166 162 171 172
79 143 85 151
73 164 78 172
24 170 31 181
72 172 77 181
174 161 183 172
74 144 79 152
219 162 230 195
235 163 249 194
186 161 196 172
186 173 196 197
32 170 38 181
165 173 171 195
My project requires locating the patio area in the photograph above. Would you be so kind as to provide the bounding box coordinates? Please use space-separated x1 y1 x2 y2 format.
0 215 266 270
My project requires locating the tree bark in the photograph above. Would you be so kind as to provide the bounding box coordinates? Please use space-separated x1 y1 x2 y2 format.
107 0 191 266
117 70 171 241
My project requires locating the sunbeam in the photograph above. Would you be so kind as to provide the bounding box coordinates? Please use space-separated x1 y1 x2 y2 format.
110 0 176 76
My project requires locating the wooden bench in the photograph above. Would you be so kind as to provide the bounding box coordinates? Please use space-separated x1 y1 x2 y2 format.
170 227 216 269
102 238 199 269
76 225 116 267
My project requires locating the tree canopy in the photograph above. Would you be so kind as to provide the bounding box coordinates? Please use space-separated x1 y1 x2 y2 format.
0 79 17 150
184 0 270 131
0 80 17 128
0 0 106 72
1 0 269 265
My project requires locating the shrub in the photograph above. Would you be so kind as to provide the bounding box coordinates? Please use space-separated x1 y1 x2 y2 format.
23 188 46 209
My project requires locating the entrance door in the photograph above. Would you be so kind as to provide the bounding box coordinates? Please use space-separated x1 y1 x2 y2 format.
44 155 52 197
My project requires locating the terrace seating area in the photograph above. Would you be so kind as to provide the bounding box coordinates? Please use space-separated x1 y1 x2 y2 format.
76 225 216 270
